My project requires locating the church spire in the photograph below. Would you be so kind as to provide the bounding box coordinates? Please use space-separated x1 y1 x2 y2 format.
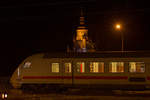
79 7 85 25
73 7 95 52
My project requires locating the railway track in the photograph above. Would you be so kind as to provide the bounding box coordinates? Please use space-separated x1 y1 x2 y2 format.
5 89 150 100
1 77 150 99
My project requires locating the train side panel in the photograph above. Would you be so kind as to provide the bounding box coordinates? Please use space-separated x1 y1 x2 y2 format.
10 53 150 90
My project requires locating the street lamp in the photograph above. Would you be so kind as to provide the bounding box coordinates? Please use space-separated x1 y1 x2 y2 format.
115 24 124 52
116 24 121 30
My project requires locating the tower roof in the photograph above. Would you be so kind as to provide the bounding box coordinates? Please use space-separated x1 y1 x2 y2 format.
77 7 88 29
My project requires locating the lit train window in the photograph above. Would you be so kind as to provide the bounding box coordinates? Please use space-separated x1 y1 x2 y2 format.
90 62 104 73
64 63 72 73
51 63 59 73
76 62 85 73
129 62 145 73
109 62 124 73
23 61 31 68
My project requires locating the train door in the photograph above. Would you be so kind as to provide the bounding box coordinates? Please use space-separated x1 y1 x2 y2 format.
62 60 73 87
128 62 146 83
49 60 63 85
73 60 88 87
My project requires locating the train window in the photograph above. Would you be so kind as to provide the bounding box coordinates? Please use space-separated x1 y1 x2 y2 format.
51 63 59 73
23 61 31 68
76 62 85 73
90 62 104 73
109 62 124 73
64 63 72 73
129 62 145 73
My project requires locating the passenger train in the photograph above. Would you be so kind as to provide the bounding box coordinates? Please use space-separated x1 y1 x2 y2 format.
10 51 150 90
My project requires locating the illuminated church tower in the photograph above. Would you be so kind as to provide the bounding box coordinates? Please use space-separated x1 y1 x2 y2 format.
73 8 95 52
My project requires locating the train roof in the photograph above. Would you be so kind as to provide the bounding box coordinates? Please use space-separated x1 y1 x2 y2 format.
43 51 150 58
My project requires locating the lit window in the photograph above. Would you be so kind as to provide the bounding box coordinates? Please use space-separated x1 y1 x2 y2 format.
23 61 31 68
129 62 145 73
76 62 85 73
64 63 72 73
51 63 59 73
109 62 124 73
90 62 104 73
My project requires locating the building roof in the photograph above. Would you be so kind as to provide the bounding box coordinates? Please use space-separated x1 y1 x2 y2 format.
43 51 150 58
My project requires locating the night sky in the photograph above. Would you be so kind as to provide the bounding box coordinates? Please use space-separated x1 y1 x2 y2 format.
1 0 150 76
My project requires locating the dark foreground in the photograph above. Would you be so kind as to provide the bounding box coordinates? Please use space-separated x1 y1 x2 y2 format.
5 89 150 100
1 77 150 100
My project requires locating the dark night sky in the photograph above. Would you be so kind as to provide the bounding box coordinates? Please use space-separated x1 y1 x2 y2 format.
1 0 150 76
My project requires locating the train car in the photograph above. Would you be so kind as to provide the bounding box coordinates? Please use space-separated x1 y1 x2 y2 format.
10 51 150 90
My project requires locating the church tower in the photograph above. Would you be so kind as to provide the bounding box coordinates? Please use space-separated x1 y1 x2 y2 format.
73 8 95 52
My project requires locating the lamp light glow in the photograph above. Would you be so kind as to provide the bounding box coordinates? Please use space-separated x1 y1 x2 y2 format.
116 24 121 30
